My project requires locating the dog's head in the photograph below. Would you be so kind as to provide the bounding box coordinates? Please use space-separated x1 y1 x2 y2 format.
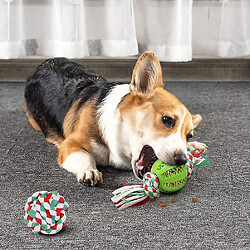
119 52 202 178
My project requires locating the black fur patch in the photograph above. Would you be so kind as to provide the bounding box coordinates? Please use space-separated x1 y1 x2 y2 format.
24 58 128 139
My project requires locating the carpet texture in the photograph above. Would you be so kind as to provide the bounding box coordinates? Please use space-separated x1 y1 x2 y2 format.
0 81 249 249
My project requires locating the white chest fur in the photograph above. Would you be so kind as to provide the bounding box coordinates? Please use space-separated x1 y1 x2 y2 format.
98 84 132 169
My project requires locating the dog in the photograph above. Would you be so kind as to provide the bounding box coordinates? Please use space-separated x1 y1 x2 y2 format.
24 51 207 186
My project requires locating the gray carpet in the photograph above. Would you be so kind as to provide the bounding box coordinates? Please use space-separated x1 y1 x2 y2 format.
0 81 249 249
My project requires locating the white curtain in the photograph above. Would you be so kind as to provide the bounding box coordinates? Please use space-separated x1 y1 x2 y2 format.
0 0 250 61
193 0 250 58
0 0 138 58
134 0 193 61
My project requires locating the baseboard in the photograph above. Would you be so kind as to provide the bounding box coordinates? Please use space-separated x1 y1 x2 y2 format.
0 58 250 82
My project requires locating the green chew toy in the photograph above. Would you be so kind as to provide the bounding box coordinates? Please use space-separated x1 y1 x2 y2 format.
151 159 187 193
111 149 210 210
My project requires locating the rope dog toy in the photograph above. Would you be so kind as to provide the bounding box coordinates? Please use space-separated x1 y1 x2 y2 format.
24 191 69 234
111 149 210 210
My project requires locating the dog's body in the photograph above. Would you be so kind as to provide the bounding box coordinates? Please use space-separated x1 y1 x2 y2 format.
24 52 206 186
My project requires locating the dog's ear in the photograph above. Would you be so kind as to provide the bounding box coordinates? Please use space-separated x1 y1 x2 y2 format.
130 51 163 96
192 114 202 129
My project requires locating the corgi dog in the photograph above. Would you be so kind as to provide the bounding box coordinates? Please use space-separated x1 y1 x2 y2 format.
24 52 207 186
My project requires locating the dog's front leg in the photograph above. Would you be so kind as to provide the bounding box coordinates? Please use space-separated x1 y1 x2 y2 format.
58 137 103 186
187 141 208 152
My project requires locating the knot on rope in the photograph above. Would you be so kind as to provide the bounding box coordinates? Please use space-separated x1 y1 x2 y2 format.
187 149 210 177
143 172 160 198
24 191 69 234
111 172 160 210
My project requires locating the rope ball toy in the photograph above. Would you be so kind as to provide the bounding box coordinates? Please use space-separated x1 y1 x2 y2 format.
24 191 69 234
111 149 210 210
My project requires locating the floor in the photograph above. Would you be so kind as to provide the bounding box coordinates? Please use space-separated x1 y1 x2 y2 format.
0 81 249 249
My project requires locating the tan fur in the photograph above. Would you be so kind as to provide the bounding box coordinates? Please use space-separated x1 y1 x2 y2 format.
120 87 194 141
192 114 202 129
151 88 187 138
24 101 42 132
181 108 193 142
46 134 64 147
130 51 163 96
58 101 101 166
63 100 82 138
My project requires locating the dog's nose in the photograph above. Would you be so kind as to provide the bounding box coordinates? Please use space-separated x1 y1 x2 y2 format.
174 153 187 166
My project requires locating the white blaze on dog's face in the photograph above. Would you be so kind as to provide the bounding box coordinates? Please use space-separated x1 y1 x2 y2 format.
119 52 202 177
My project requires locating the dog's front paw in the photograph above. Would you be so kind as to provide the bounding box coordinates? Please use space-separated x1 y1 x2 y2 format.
187 141 208 152
62 150 103 187
78 169 103 187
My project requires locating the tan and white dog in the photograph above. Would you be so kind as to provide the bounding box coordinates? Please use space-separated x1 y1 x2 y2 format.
24 52 207 186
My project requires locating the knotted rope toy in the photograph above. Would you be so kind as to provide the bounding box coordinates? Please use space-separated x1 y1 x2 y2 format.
24 191 69 234
111 149 210 210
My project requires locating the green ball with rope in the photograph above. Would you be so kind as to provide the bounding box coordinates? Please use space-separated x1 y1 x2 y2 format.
111 149 210 210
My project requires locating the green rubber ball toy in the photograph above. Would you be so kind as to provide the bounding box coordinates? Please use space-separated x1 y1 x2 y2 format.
151 159 187 193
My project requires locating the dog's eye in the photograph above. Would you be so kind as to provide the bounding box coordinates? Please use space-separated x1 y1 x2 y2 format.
186 133 193 141
162 115 175 128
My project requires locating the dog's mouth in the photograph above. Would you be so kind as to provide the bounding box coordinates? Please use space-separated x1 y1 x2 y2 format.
135 145 158 179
